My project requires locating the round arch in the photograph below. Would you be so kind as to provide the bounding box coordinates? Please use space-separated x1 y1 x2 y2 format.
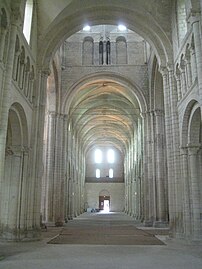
181 99 200 147
1 102 29 240
188 103 201 145
7 102 29 149
99 189 110 197
37 0 173 69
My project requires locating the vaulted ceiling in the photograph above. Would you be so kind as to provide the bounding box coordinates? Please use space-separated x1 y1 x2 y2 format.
68 80 140 154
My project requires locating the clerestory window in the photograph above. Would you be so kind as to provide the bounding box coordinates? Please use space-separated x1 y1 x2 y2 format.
96 169 101 178
107 149 114 163
23 0 33 44
95 149 102 163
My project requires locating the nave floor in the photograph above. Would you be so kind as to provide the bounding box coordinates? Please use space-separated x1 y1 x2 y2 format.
0 212 202 269
48 212 165 245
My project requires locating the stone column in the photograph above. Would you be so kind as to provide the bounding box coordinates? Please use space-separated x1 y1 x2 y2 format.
154 109 168 226
125 173 129 214
124 156 128 213
28 67 49 236
53 114 65 226
179 60 187 96
0 13 22 239
0 28 7 62
160 67 175 233
138 175 142 220
188 144 201 239
72 179 76 217
46 112 56 222
129 177 133 216
18 147 29 231
175 71 182 101
168 66 182 236
180 147 191 237
1 147 21 239
68 177 73 220
141 112 153 226
190 44 197 81
0 14 18 189
150 111 157 224
141 112 148 223
63 116 68 222
185 51 192 88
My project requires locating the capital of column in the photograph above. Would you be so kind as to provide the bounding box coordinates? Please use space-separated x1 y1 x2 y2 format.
41 68 51 77
11 8 22 26
179 146 188 155
174 69 181 80
187 143 201 155
167 63 174 74
63 114 68 122
6 145 30 155
149 110 155 117
21 146 30 154
5 146 14 155
140 111 147 119
141 110 151 118
59 113 66 120
159 66 168 77
48 111 57 118
188 10 201 25
179 59 186 72
154 109 164 117
0 27 7 36
185 51 191 63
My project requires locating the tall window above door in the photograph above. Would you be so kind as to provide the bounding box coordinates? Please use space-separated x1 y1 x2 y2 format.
96 169 101 178
23 0 33 44
109 168 113 178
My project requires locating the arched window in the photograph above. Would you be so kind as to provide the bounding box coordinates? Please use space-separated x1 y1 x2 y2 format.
106 40 111 65
18 46 25 89
96 169 101 178
12 36 20 81
23 0 34 44
107 149 114 163
28 65 35 103
24 57 30 97
109 169 113 178
116 36 127 64
176 0 187 43
99 40 104 65
95 149 102 163
82 37 94 65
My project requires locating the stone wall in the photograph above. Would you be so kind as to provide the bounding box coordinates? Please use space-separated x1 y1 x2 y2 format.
85 183 125 212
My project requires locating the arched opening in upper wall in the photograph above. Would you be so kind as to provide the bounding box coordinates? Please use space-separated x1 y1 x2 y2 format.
37 0 173 70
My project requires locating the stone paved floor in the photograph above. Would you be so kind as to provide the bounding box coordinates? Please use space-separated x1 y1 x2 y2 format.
0 212 202 269
48 212 165 245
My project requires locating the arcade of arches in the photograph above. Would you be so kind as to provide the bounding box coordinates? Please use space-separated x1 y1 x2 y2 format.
0 0 202 242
